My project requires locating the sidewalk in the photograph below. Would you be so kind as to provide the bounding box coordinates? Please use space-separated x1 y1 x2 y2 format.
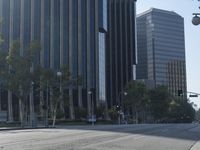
190 125 200 150
190 141 200 150
0 126 51 131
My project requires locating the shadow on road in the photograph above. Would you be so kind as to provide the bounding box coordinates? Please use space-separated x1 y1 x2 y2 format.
52 124 200 141
1 124 200 142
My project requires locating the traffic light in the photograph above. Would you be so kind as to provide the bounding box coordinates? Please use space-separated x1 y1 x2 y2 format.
178 90 183 96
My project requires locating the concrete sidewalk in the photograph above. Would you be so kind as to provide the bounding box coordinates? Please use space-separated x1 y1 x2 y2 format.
190 141 200 150
0 126 51 131
190 125 200 150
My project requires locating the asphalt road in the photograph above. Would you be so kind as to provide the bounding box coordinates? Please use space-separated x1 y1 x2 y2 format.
0 124 200 150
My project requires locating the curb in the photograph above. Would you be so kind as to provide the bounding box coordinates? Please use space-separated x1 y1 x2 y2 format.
190 141 200 150
0 127 54 131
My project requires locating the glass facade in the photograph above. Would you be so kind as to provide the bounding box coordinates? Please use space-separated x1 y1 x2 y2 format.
0 0 137 116
99 0 107 32
89 0 95 87
43 0 50 68
34 0 41 41
53 0 60 70
137 8 187 97
72 0 78 79
106 0 137 107
13 0 20 40
99 33 106 101
63 0 69 66
23 0 31 48
1 0 10 52
81 0 87 88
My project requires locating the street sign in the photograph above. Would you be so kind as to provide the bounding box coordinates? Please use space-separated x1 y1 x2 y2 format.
189 94 198 97
88 115 96 122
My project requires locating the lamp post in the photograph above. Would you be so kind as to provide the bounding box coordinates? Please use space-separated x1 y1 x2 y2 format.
30 81 35 128
192 0 200 25
88 90 94 126
192 13 200 25
43 81 49 128
57 71 64 114
117 91 127 125
57 71 62 100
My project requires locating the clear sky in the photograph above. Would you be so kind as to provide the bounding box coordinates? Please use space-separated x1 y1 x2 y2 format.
137 0 200 108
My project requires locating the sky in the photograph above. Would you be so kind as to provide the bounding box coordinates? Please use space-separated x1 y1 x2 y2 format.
137 0 200 108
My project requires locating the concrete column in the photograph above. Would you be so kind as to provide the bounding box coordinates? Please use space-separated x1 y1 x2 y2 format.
50 0 54 69
40 0 44 66
77 0 83 108
29 0 36 127
69 89 75 120
114 1 119 104
119 1 124 91
124 0 129 83
20 0 24 56
60 0 64 67
95 0 99 108
68 0 75 120
108 0 113 106
59 0 65 114
39 0 45 117
7 0 14 122
86 0 91 116
0 0 2 21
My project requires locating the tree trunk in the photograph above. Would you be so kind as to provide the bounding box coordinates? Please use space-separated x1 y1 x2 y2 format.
52 101 59 127
49 88 53 114
52 108 57 127
8 91 13 122
69 89 75 120
45 84 49 127
39 83 44 117
29 83 35 127
19 98 24 128
87 89 91 119
78 86 83 108
104 101 109 120
59 86 65 115
135 106 139 124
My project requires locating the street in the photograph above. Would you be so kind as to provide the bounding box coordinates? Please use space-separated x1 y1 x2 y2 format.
0 124 200 150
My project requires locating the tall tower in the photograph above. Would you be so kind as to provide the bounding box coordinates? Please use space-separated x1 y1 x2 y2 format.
137 8 187 98
106 0 137 107
0 0 108 120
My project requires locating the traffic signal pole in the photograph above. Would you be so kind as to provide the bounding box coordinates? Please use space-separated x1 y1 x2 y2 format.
187 91 200 98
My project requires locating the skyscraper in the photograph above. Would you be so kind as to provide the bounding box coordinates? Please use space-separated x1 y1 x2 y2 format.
0 0 137 121
137 8 187 97
106 0 137 107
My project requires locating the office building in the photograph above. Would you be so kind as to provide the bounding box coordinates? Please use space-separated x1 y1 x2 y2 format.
106 0 137 107
0 0 137 121
137 8 187 97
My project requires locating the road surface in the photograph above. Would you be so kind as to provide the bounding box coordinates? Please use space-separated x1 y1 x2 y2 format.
0 124 200 150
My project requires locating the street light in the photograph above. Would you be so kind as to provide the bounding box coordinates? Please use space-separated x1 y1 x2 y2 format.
117 91 127 125
57 71 62 96
88 90 95 126
192 14 200 25
57 71 62 77
57 71 64 114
